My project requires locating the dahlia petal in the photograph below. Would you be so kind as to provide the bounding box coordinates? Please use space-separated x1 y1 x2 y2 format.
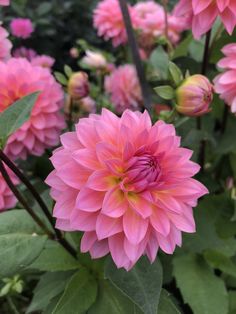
102 187 127 217
70 210 97 231
86 170 118 191
109 233 131 269
123 209 148 245
150 208 170 236
96 214 123 240
76 187 104 212
127 193 152 218
60 132 83 150
72 148 101 170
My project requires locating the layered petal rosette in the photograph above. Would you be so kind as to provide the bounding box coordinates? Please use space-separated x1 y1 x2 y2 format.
174 0 236 39
214 44 236 113
0 58 65 160
0 165 18 211
46 109 208 270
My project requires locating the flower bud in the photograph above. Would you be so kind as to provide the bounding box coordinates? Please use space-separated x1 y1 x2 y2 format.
68 72 89 99
80 96 96 113
175 74 213 116
82 50 107 69
70 47 79 59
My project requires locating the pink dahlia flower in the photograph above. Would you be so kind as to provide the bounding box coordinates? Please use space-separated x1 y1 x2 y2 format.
0 26 12 61
0 0 9 6
12 46 37 61
93 0 138 47
0 165 18 211
214 44 236 113
46 109 208 270
0 58 65 160
31 55 55 69
10 18 34 39
134 1 187 47
105 64 142 113
174 0 236 39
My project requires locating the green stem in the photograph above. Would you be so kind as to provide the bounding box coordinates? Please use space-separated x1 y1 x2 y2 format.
6 296 20 314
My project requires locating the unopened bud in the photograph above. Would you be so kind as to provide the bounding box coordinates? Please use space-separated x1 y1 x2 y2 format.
68 72 89 99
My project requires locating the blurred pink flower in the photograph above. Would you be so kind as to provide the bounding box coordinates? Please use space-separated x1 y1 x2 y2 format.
174 0 236 39
31 55 55 69
105 64 142 113
176 74 213 116
10 18 34 39
214 44 236 113
68 72 90 100
0 0 9 6
0 26 12 61
12 46 37 61
46 109 208 270
0 58 65 160
93 0 138 47
80 96 96 114
82 50 107 69
0 165 18 212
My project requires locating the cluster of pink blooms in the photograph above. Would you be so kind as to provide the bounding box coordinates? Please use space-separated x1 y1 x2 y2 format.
46 109 208 270
0 26 12 61
0 58 65 160
105 64 142 113
10 18 34 39
0 0 9 6
93 0 188 49
214 44 236 113
0 165 18 211
174 0 236 39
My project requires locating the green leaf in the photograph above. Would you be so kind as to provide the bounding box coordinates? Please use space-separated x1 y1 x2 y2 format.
27 271 73 313
229 291 236 314
29 240 80 272
0 92 39 148
37 2 52 15
204 250 236 277
88 280 143 314
173 254 228 314
64 65 73 78
168 62 183 87
154 86 175 100
52 268 98 314
54 72 68 86
172 34 192 60
0 234 47 277
158 290 182 314
150 47 169 80
105 257 163 314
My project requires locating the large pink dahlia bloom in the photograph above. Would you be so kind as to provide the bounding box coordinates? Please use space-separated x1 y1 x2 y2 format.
10 18 34 39
105 64 142 113
0 166 18 211
0 58 65 160
174 0 236 39
93 0 138 47
0 26 12 61
214 44 236 113
46 109 208 270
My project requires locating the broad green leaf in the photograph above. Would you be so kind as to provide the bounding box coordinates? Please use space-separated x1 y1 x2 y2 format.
0 209 43 235
52 268 98 314
229 291 236 314
54 72 68 86
204 250 236 277
64 65 73 78
0 92 39 148
173 254 228 314
27 271 73 313
0 234 47 277
168 62 183 86
105 257 163 314
154 86 175 100
88 280 143 314
158 290 182 314
37 2 52 15
29 240 80 272
172 34 192 60
150 47 169 80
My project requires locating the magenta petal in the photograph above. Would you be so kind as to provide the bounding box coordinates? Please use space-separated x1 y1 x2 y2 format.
96 214 123 240
76 187 104 212
123 209 148 245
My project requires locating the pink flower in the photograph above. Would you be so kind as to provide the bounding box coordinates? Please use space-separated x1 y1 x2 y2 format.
46 109 208 270
31 55 55 69
0 58 65 160
80 97 96 114
82 50 107 69
134 1 187 47
12 46 37 61
68 72 90 100
105 64 142 113
0 0 9 6
0 26 12 61
0 165 18 211
93 0 138 47
176 74 213 116
174 0 236 39
214 44 236 113
10 18 34 39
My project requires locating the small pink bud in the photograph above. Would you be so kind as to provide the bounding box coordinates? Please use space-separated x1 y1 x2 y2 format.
70 47 79 59
82 50 107 69
176 74 213 117
68 72 89 99
80 96 96 113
